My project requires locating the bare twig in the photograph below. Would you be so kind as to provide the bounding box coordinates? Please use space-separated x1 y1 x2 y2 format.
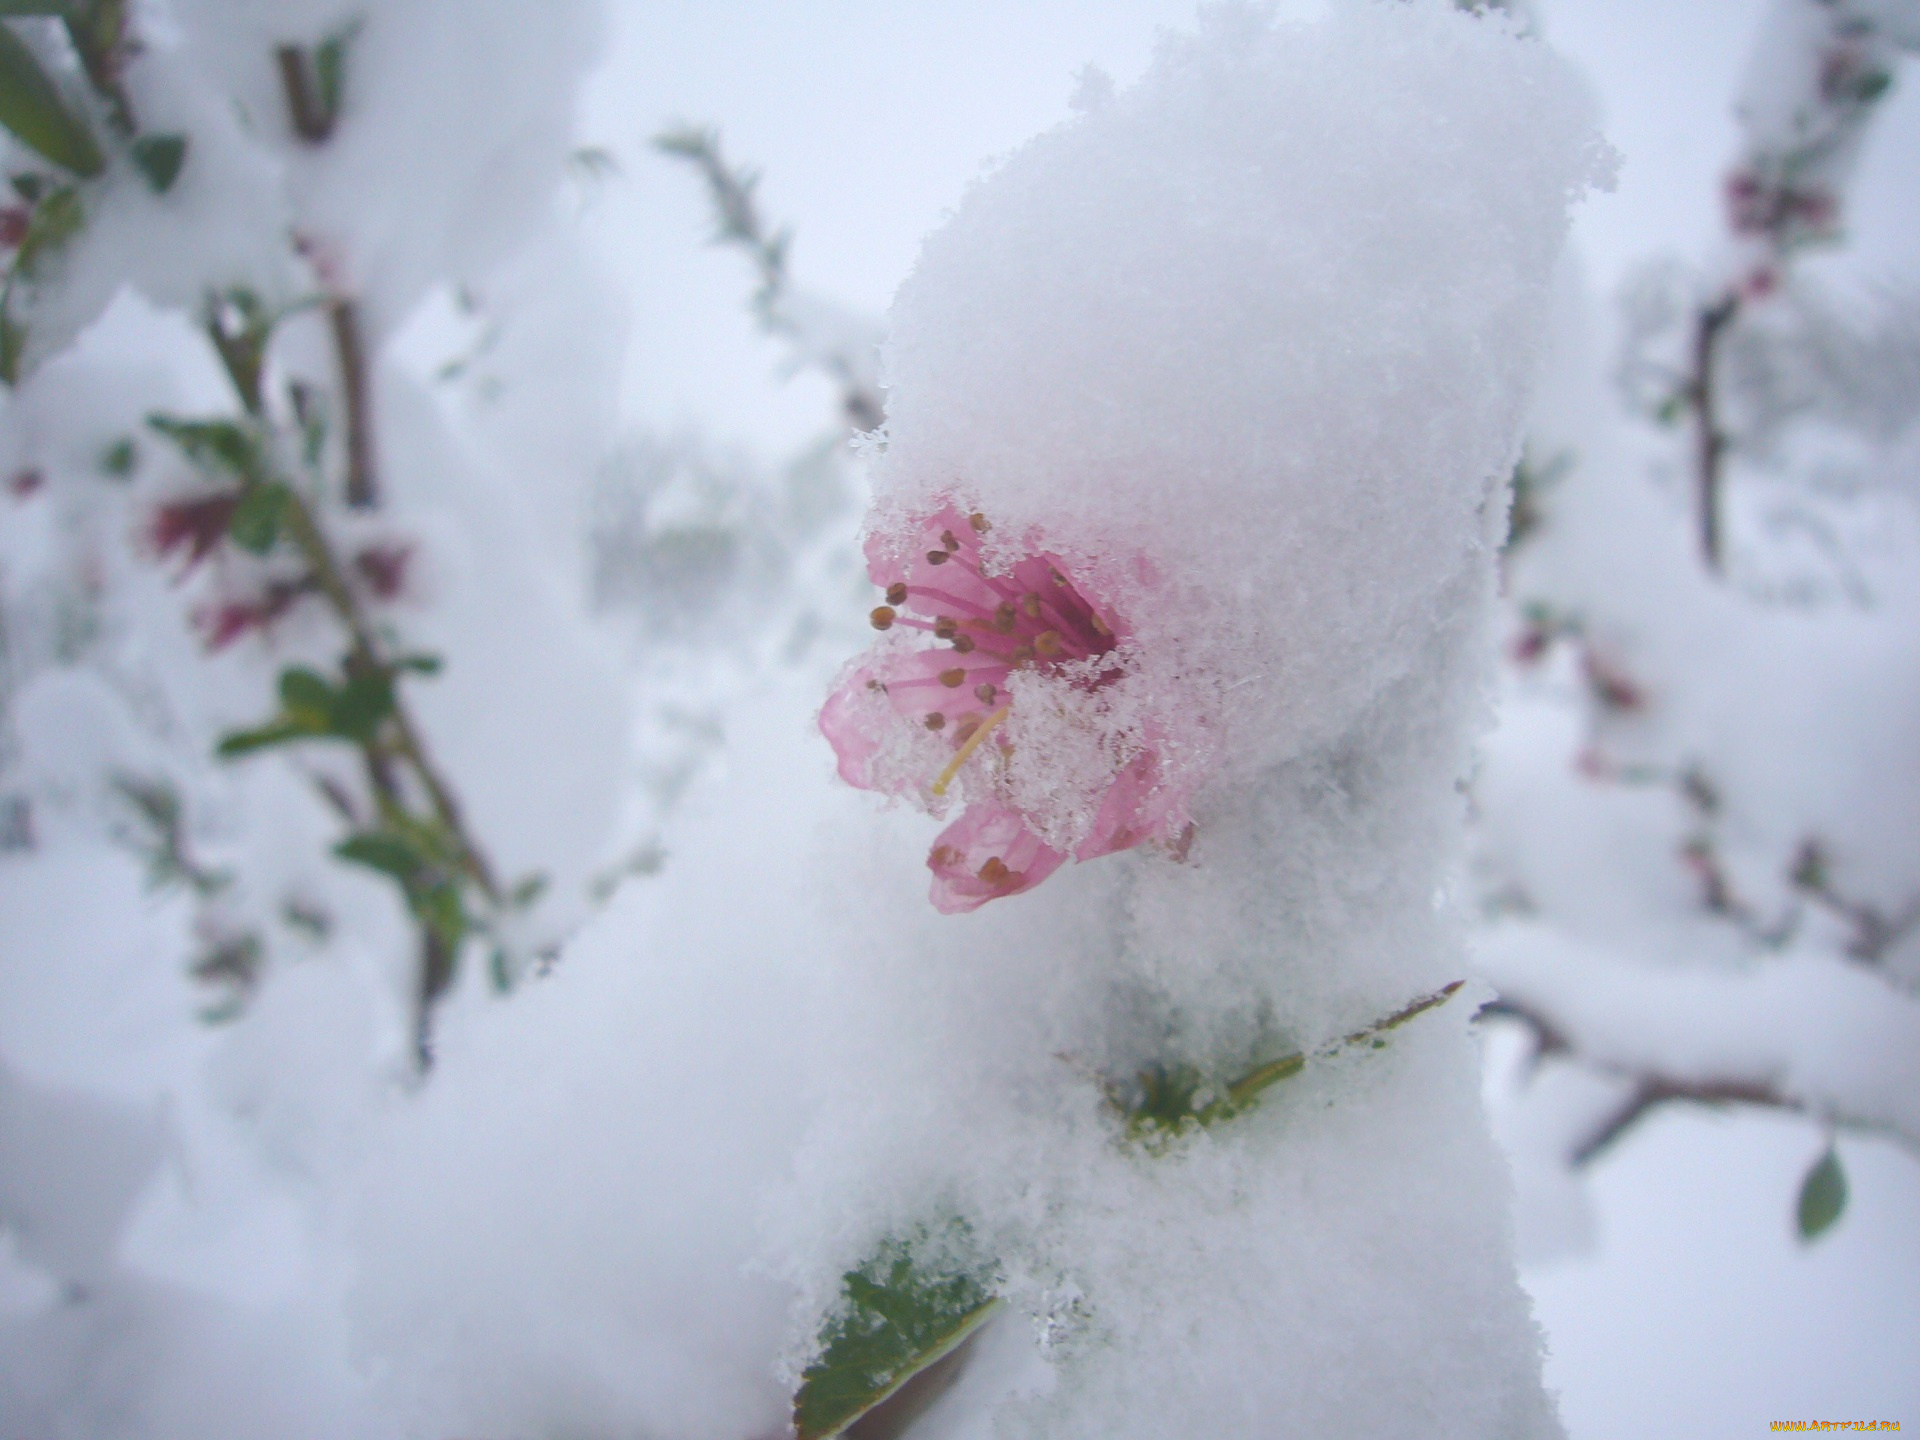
1689 292 1740 573
1484 993 1916 1167
275 44 337 144
1792 838 1920 966
328 298 377 508
656 126 884 433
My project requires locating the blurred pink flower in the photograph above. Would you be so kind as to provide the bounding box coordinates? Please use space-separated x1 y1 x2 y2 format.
821 504 1190 913
150 493 239 571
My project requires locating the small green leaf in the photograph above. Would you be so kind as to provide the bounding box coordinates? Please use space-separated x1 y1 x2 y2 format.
99 435 135 475
13 182 83 279
0 308 25 385
10 171 44 201
329 667 394 741
0 22 104 176
414 877 467 952
215 716 317 757
334 830 425 881
313 22 357 120
129 132 187 192
226 480 289 553
1852 70 1891 105
391 652 442 675
146 414 265 481
1796 1145 1847 1242
1109 981 1464 1147
275 665 334 719
795 1231 1001 1440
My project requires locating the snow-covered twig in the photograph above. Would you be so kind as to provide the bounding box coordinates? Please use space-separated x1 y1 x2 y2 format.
1669 0 1917 572
1479 923 1920 1166
655 126 883 433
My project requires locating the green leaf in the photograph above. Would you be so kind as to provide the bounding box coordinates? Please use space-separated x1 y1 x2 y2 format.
330 667 394 741
391 652 442 675
0 308 24 385
1109 981 1463 1146
1852 70 1891 105
205 287 275 412
129 132 186 192
795 1233 1001 1440
414 877 467 952
1114 1051 1306 1142
508 871 548 908
334 830 425 881
0 22 103 175
313 22 357 120
487 943 515 993
215 716 319 757
1796 1145 1847 1242
146 414 265 481
275 665 334 720
13 182 82 279
99 434 134 475
226 480 289 553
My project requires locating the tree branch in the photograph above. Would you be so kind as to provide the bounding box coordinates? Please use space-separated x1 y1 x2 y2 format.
1689 292 1740 574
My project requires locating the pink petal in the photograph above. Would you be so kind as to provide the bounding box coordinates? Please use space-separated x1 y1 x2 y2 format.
819 664 888 790
1075 744 1193 862
927 804 1066 913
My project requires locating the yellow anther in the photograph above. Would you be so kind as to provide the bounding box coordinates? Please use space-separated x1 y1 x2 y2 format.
1020 593 1042 618
927 549 950 565
931 703 1010 796
1035 629 1062 657
925 712 946 731
940 668 966 687
886 581 908 605
870 606 897 630
969 512 990 533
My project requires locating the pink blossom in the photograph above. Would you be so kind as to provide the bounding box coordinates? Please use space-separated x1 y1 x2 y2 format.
352 541 414 600
149 493 239 571
193 578 310 650
820 503 1190 913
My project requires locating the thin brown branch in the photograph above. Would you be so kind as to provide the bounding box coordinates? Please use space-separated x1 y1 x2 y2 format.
1487 993 1914 1167
275 45 336 144
273 489 500 902
329 298 377 508
1570 1072 1794 1166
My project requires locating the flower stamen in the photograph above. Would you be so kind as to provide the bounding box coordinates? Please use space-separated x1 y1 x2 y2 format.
931 703 1011 796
